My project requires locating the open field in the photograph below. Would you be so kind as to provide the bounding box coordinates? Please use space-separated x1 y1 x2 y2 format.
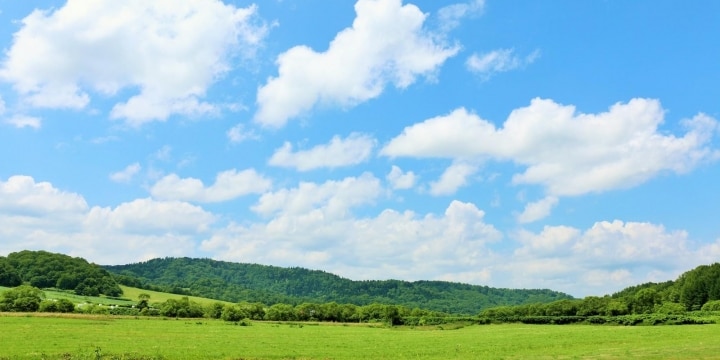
2 314 720 359
119 285 232 306
0 285 229 307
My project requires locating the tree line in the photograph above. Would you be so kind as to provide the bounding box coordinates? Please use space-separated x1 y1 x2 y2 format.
105 256 571 314
0 285 456 326
476 262 720 325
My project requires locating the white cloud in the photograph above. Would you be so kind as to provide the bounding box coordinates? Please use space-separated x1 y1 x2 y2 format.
154 145 172 162
1 175 716 296
226 123 259 143
5 115 41 129
429 160 479 195
202 199 501 281
386 165 417 189
252 173 381 218
382 99 719 196
0 175 88 215
254 0 459 127
0 0 269 125
85 198 215 235
517 196 558 223
109 163 142 183
466 48 540 79
0 175 214 264
503 220 699 296
151 169 271 203
269 133 375 171
437 0 484 32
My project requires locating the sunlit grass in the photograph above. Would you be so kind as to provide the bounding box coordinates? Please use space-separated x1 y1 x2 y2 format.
2 313 720 359
119 285 231 306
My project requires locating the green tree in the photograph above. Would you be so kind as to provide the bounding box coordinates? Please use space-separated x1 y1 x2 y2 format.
205 302 225 319
577 296 608 316
265 303 295 321
137 293 151 310
0 260 22 287
654 302 685 315
605 299 629 316
632 288 660 314
0 285 44 312
39 299 75 313
221 304 248 322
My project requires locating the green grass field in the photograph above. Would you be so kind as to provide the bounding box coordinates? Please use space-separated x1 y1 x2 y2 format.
2 313 720 359
119 285 232 306
0 285 229 307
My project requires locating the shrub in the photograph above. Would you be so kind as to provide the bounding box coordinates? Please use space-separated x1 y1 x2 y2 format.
701 300 720 312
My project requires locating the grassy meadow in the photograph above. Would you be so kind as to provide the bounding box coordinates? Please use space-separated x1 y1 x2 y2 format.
0 285 230 307
2 313 720 359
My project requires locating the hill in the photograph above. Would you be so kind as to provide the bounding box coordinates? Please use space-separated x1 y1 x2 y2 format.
104 257 572 314
0 250 121 296
609 262 720 311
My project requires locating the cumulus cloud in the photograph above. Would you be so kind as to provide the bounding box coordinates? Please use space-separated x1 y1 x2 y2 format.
0 175 214 264
466 48 540 79
517 196 558 223
254 0 459 127
382 99 719 196
5 115 41 129
386 165 417 189
503 220 700 296
0 0 269 125
0 175 716 296
269 133 375 171
429 160 479 195
151 169 271 203
203 199 501 281
109 163 142 183
252 173 382 218
85 198 215 235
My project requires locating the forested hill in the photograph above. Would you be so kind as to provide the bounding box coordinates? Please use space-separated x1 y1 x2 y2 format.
0 250 121 296
104 257 572 314
609 262 720 311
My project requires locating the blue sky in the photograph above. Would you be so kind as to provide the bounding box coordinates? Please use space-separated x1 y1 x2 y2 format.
0 0 718 297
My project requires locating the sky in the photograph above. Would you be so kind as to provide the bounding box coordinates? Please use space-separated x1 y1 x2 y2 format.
0 0 719 298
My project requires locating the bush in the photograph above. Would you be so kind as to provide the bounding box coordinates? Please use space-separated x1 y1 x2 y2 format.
39 299 75 313
701 300 720 312
0 285 44 312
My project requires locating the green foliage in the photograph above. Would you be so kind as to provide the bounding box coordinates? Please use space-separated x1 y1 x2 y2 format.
38 298 75 313
105 257 572 314
4 250 122 297
701 299 720 311
0 258 22 287
654 302 685 315
0 285 44 312
159 297 205 318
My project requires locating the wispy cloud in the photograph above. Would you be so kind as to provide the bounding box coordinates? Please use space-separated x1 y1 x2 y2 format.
5 115 41 129
109 163 142 183
466 48 540 79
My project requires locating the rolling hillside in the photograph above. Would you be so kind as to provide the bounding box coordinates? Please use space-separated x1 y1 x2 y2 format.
105 257 573 314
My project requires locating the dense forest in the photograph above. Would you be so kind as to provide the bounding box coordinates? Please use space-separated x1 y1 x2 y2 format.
105 257 571 314
0 250 121 296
